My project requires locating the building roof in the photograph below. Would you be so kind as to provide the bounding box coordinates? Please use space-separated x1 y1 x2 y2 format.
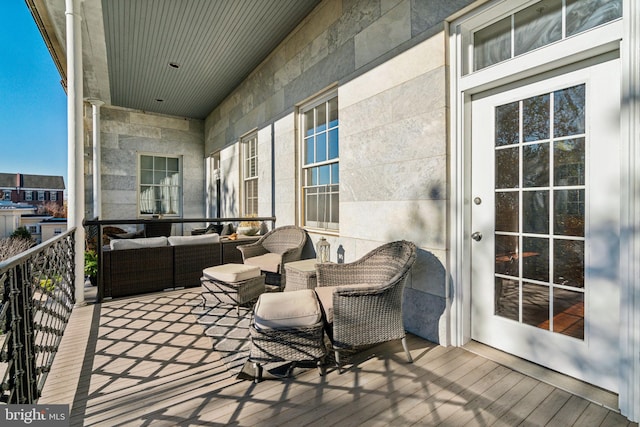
0 173 65 190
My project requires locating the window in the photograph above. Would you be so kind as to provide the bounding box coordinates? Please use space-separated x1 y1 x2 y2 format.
50 191 57 201
470 0 622 73
138 154 182 216
37 191 45 201
25 191 33 201
242 133 258 216
3 190 10 201
300 91 339 231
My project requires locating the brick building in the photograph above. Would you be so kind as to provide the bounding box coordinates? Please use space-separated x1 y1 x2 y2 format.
0 173 65 213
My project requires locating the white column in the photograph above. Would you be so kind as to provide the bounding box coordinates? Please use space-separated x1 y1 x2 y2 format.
620 0 640 422
88 99 104 218
66 0 85 307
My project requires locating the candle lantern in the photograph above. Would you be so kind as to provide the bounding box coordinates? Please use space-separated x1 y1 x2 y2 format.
316 237 330 263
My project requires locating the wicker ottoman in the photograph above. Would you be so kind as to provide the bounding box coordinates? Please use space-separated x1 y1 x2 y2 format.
249 289 326 383
201 264 265 314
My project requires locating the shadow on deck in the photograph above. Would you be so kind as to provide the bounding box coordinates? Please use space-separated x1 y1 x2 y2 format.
40 287 636 426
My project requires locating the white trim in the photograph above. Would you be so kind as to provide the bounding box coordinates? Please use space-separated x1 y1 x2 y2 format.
449 0 636 421
619 0 640 421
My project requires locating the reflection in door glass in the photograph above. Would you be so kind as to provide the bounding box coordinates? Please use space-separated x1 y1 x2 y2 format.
554 85 585 137
495 278 519 321
523 190 549 234
522 282 550 329
493 83 586 339
495 101 519 146
552 288 584 339
495 147 519 189
555 138 585 186
523 94 550 142
523 237 549 282
495 192 518 232
554 189 585 236
554 239 584 288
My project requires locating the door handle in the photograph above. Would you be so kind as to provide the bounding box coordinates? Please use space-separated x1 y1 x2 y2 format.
471 231 482 241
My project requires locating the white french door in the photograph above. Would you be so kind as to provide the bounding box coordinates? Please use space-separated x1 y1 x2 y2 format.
470 56 621 391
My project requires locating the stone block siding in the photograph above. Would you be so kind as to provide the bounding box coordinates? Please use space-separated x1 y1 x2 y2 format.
202 0 474 343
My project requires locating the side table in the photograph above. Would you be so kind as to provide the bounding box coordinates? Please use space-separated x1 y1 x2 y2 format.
284 258 318 291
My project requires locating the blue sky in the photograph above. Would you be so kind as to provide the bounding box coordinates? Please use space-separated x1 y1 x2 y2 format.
0 2 68 185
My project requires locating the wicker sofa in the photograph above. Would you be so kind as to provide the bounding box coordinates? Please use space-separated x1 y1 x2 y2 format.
102 234 222 298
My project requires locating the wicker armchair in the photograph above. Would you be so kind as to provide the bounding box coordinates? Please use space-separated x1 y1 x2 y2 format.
314 240 417 372
237 225 307 286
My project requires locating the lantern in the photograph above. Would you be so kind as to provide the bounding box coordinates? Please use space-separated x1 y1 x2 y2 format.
316 237 330 263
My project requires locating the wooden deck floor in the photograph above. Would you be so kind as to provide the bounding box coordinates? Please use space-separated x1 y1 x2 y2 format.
40 288 636 426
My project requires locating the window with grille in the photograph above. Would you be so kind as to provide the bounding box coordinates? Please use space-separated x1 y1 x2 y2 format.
242 133 258 216
300 91 339 231
138 154 182 216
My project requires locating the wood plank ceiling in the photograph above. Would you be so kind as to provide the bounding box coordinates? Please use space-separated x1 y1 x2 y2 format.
102 0 321 119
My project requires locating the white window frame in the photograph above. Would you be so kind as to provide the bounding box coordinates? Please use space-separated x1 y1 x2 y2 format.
137 153 183 217
299 89 339 232
25 191 33 201
3 190 10 201
37 191 45 201
241 132 258 216
50 191 57 201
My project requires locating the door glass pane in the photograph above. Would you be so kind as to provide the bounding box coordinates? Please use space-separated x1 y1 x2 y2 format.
554 85 585 137
554 138 585 186
523 94 550 142
496 192 518 232
523 143 549 187
523 190 549 234
495 278 519 321
566 0 622 37
552 288 584 339
496 102 519 147
522 282 550 329
514 0 562 56
554 239 584 288
523 237 549 282
554 189 585 236
495 147 519 188
495 235 519 277
492 84 586 340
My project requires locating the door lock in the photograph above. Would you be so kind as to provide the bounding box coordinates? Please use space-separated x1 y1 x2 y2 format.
471 231 482 241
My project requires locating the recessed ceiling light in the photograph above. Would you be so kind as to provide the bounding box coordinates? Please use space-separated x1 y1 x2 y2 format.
169 62 180 69
156 98 164 102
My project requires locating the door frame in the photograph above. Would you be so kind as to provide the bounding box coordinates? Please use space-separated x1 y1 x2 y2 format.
447 0 639 420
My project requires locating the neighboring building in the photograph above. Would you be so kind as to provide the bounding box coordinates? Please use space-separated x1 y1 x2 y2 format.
0 202 36 239
28 0 640 421
0 173 65 214
39 217 68 243
20 214 55 244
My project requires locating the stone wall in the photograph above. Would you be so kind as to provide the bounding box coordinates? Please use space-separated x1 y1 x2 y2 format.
203 0 474 343
86 105 205 234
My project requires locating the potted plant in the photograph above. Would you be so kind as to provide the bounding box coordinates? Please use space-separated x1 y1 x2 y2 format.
84 250 98 286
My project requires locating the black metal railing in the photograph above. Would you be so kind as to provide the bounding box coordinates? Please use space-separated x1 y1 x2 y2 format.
0 228 76 403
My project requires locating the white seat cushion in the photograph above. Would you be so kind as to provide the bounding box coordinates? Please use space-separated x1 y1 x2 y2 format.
110 236 168 250
254 289 321 329
202 263 260 283
168 233 220 246
244 252 282 273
